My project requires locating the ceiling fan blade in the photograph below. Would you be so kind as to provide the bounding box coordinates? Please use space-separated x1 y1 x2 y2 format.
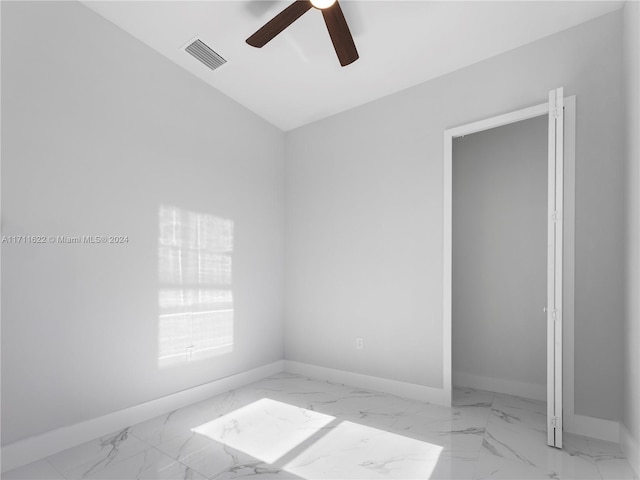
246 0 313 48
321 1 359 66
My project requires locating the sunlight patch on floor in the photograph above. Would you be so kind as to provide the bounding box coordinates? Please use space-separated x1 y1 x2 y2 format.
285 420 443 478
192 398 443 478
192 398 335 464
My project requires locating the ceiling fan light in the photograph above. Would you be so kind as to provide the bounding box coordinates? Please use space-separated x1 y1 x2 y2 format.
310 0 336 10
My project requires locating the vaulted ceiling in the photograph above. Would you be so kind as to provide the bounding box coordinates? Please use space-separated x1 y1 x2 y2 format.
83 1 623 131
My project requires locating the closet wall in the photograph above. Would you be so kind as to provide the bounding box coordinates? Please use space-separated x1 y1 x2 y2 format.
452 116 548 399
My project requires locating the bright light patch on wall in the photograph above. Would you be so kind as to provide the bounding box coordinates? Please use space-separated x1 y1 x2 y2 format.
158 206 234 367
192 398 335 464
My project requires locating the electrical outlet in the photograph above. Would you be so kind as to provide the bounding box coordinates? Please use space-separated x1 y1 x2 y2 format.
356 337 364 350
186 345 195 361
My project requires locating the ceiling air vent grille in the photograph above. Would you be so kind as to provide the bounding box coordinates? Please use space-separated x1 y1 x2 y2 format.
185 39 227 71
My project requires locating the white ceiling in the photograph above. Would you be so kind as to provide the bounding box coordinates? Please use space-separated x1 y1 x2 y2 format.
82 0 623 131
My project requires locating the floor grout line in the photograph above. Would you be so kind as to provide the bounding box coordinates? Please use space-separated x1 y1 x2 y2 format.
44 458 69 480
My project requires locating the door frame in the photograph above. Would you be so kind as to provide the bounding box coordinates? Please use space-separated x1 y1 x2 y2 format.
442 96 576 443
547 87 565 447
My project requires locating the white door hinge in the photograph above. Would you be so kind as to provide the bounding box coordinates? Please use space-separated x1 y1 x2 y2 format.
550 416 561 428
551 107 563 119
552 211 561 223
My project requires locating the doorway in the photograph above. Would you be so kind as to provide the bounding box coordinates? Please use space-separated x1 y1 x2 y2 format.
452 114 547 406
442 91 576 449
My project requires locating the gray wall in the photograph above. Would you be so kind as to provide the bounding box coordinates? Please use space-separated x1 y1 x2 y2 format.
1 0 631 448
285 10 625 421
622 0 640 459
1 1 285 445
452 116 547 392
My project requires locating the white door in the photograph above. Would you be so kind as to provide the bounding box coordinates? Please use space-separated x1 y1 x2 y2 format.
547 87 564 448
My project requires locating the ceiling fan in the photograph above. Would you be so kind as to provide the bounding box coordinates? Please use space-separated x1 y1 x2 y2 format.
246 0 359 67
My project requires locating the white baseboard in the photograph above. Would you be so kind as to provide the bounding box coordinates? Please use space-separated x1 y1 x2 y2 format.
0 360 284 473
620 423 640 478
564 413 620 443
283 360 449 406
453 371 546 401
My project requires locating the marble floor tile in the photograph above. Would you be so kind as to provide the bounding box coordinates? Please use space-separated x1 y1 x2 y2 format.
5 376 638 480
152 431 258 479
476 432 602 480
587 438 639 479
453 387 496 408
129 403 212 447
475 449 558 479
81 447 206 480
490 393 546 430
482 404 601 479
151 397 336 479
282 419 444 479
191 397 336 464
2 459 65 480
46 428 150 479
286 388 411 421
429 451 479 480
211 462 302 480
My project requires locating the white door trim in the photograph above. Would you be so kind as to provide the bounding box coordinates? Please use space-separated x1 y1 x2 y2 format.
443 97 576 434
547 87 564 448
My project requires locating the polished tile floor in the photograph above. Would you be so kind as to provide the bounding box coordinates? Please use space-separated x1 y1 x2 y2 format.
4 373 637 479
